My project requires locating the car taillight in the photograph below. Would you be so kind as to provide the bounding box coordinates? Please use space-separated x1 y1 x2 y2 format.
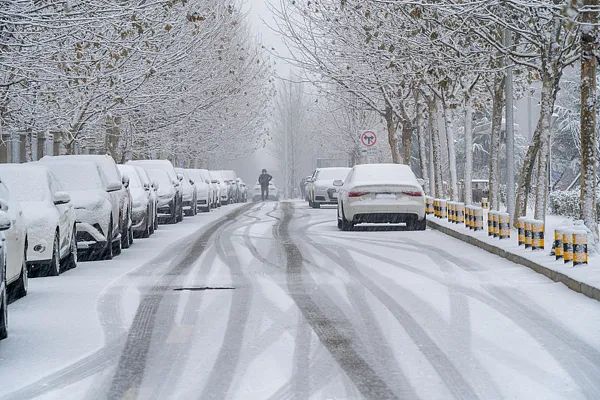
402 191 422 197
349 191 369 198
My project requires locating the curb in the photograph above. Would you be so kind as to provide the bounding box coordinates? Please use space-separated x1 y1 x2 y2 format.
427 218 600 303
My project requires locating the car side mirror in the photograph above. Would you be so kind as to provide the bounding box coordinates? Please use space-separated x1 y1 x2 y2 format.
0 211 10 231
54 191 71 205
0 199 8 212
333 180 344 187
177 173 184 181
106 182 122 192
189 179 194 185
143 183 150 191
122 174 130 189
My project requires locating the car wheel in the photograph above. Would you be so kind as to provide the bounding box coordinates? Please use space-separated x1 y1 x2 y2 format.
103 221 114 260
313 202 321 209
46 233 61 276
128 227 134 245
177 200 184 222
14 246 28 300
153 211 158 231
0 274 7 340
142 208 151 238
121 218 131 249
65 231 78 271
341 206 353 231
337 208 343 230
413 216 427 231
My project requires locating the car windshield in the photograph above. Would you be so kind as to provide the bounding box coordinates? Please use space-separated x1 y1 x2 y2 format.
147 169 171 188
0 168 50 201
352 164 417 184
316 168 350 180
47 163 105 191
124 168 142 189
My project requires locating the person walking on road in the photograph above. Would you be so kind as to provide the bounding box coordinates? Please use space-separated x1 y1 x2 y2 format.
258 169 272 201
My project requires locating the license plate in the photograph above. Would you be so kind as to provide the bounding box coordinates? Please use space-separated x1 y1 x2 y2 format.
376 193 396 199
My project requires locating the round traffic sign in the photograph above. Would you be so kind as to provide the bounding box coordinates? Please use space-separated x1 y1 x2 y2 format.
360 131 377 147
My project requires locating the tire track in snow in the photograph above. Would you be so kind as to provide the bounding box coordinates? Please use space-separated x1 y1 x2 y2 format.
277 202 399 400
106 204 252 399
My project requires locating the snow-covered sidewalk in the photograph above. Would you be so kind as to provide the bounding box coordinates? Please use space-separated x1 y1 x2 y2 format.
427 213 600 302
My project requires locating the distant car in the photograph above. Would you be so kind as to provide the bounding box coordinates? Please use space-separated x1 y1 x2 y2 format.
41 160 121 260
221 170 239 202
175 168 197 216
337 163 426 231
237 178 247 202
252 181 279 201
307 167 351 208
0 164 77 276
0 210 13 340
118 165 155 238
210 171 229 205
0 181 28 300
144 169 180 223
41 154 132 250
133 167 158 233
128 160 183 223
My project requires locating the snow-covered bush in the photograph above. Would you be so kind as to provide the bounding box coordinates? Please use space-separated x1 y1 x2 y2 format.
549 190 600 220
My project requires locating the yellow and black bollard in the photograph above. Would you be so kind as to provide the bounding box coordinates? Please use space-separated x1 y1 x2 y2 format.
433 199 439 218
439 199 447 219
492 212 500 238
474 207 484 231
563 230 573 264
487 210 495 236
481 197 489 209
448 201 455 223
517 217 526 246
524 219 533 249
531 220 544 250
426 197 434 215
573 230 588 266
498 212 510 239
456 202 465 224
552 229 563 260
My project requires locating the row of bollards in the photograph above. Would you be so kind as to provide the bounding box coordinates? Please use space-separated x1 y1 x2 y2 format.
550 228 588 265
427 196 589 266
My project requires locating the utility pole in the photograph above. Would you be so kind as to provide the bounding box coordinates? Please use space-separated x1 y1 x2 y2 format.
505 29 515 223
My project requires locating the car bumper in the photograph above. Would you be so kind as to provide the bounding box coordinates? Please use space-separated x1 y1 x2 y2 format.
345 201 425 222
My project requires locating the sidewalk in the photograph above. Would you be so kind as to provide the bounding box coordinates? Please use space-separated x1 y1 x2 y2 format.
427 214 600 302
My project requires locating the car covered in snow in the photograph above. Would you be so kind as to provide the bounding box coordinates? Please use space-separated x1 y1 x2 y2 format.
41 160 122 260
252 181 279 201
0 181 28 300
127 160 183 224
175 168 197 216
142 168 181 223
41 154 132 250
237 178 248 202
118 165 156 238
187 169 211 212
209 171 227 206
220 170 239 203
132 166 158 234
307 167 351 208
336 163 426 231
0 164 78 276
0 209 13 340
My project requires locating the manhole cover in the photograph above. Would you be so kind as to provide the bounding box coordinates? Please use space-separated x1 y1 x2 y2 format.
173 287 235 291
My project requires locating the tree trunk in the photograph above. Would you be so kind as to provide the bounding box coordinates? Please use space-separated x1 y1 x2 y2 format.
580 0 598 241
415 94 428 185
464 94 473 204
442 101 459 200
489 75 505 210
401 122 412 167
533 79 555 220
428 98 444 197
384 100 402 163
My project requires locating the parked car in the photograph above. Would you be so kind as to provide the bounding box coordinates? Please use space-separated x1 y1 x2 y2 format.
127 160 183 223
0 181 28 300
221 170 239 202
41 155 132 249
197 169 218 208
132 166 158 233
0 210 13 340
336 163 426 231
252 181 279 201
41 159 122 260
0 164 77 276
118 165 156 238
237 178 247 202
307 167 351 208
209 171 227 206
187 169 211 212
175 168 197 216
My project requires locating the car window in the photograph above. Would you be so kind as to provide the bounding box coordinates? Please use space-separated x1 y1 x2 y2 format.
0 169 50 202
47 163 106 191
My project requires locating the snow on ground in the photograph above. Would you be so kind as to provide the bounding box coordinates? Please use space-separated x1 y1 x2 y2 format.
0 204 245 397
1 200 600 400
429 211 600 294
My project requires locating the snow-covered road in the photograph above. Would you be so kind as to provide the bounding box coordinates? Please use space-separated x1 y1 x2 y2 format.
1 201 600 399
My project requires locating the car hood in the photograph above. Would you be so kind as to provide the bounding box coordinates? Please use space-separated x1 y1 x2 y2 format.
19 201 56 226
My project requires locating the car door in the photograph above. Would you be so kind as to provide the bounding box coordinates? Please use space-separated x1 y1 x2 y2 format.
0 184 25 283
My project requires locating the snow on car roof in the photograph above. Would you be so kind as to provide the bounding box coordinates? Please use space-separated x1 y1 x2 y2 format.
350 163 420 186
42 160 106 191
0 164 52 202
127 160 177 181
41 154 121 187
